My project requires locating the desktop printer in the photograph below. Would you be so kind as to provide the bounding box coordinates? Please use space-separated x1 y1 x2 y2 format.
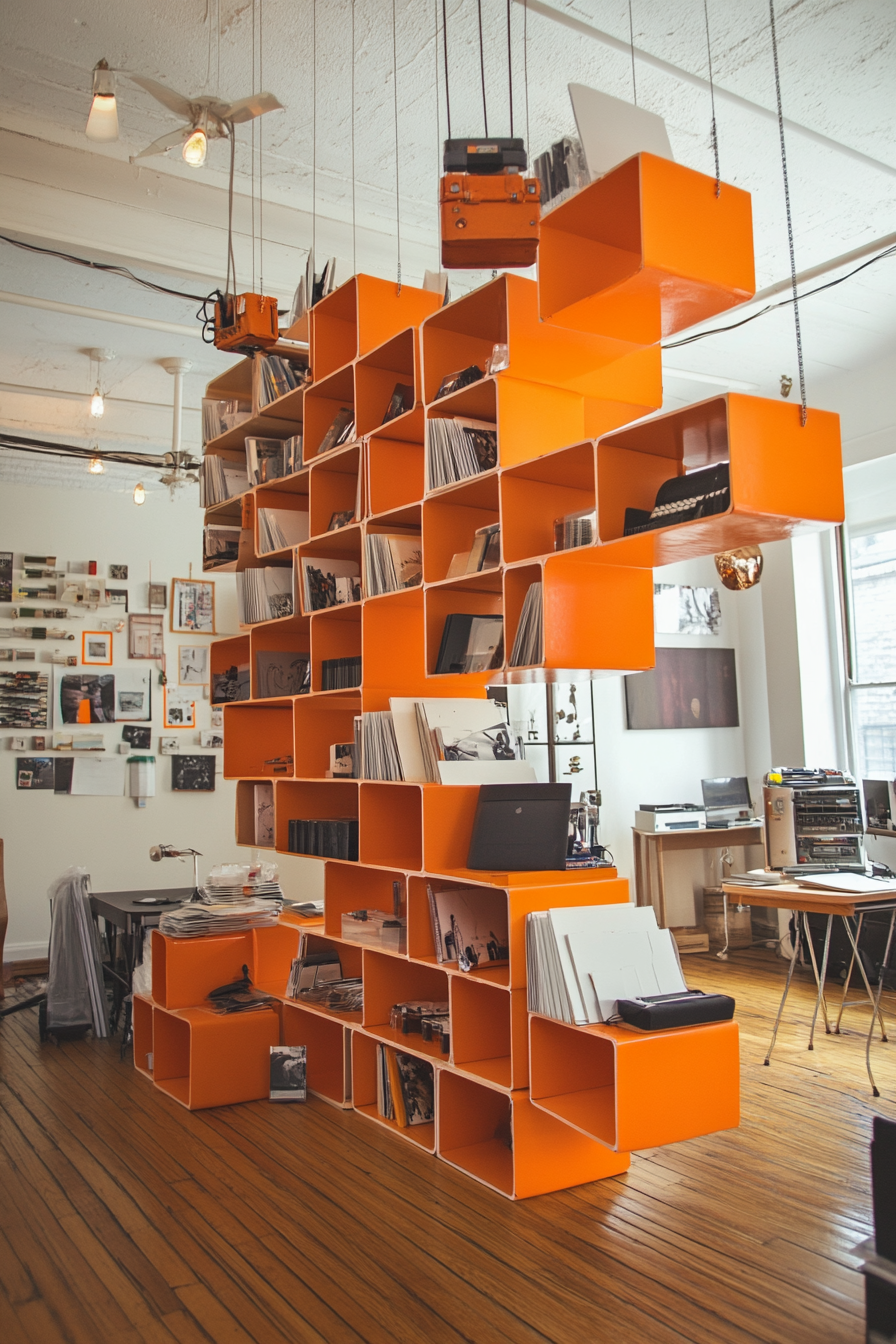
635 804 706 833
701 776 756 829
763 767 865 873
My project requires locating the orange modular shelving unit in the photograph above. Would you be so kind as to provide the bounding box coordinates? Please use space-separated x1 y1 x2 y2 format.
134 218 845 1191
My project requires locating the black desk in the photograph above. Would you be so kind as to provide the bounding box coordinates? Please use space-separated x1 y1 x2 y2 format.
89 888 191 1043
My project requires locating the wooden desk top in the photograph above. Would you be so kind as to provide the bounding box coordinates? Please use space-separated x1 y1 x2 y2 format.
632 824 764 851
722 881 896 917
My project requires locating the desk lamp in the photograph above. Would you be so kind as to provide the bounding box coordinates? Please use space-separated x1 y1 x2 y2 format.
149 844 203 902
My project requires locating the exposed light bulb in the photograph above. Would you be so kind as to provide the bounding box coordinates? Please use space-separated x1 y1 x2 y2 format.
86 60 119 142
90 385 105 418
88 453 105 475
133 482 146 505
182 128 208 167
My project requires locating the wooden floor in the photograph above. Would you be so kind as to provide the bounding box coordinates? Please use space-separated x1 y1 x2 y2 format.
1 950 894 1344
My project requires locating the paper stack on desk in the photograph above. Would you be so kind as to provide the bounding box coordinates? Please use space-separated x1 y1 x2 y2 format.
159 901 279 938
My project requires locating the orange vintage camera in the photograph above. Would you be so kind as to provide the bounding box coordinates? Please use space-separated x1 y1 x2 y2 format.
440 172 541 270
214 292 279 352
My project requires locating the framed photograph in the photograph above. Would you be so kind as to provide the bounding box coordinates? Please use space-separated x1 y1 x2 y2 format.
159 736 179 755
114 667 152 721
129 613 164 660
148 582 167 609
56 671 115 725
16 757 55 790
122 725 151 749
109 564 128 580
624 648 739 730
170 578 216 634
163 688 196 729
171 754 216 791
107 588 129 611
32 735 46 751
199 729 224 748
82 631 113 665
179 645 209 685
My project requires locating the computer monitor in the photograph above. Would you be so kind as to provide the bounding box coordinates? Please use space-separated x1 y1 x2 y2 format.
863 779 893 828
701 776 752 811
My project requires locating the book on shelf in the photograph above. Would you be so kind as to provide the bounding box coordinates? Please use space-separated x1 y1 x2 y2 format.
236 567 295 624
257 507 310 554
526 904 687 1025
377 1045 434 1127
426 883 509 970
434 613 503 675
255 650 310 698
286 949 342 996
509 582 543 667
203 523 242 567
360 711 403 781
426 417 497 491
434 364 484 401
383 382 414 424
253 352 308 412
554 508 596 551
212 662 250 703
269 1045 307 1102
300 557 361 613
317 407 355 456
199 456 248 507
390 696 534 785
288 817 359 860
320 655 361 691
328 742 355 777
364 531 422 596
254 782 275 845
247 436 302 486
202 397 250 444
328 509 355 532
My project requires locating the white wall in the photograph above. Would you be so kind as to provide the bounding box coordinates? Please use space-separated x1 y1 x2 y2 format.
0 479 321 965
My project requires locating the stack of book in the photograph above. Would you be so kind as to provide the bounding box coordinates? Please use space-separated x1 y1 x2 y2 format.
247 436 303 485
257 508 310 554
287 817 359 861
199 455 249 506
554 508 597 551
203 523 242 568
389 697 534 785
361 711 403 780
253 353 308 409
236 568 295 624
377 1046 434 1127
434 613 503 675
426 418 497 490
286 948 342 996
0 670 49 728
364 531 422 596
321 655 362 690
509 582 544 667
202 397 250 443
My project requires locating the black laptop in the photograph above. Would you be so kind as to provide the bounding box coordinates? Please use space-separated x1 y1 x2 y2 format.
467 783 572 871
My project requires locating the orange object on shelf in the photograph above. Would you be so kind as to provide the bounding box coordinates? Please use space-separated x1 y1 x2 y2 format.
440 172 541 270
152 1003 280 1110
214 292 280 352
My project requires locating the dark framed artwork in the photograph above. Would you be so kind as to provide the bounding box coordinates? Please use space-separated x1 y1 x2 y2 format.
624 648 739 730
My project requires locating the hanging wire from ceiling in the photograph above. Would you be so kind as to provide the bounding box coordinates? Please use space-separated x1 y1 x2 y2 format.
627 0 637 105
251 0 257 292
202 0 214 91
392 0 402 293
434 0 442 267
441 0 452 137
216 0 221 96
506 0 514 136
351 0 357 276
477 0 489 135
768 0 806 425
259 0 265 293
702 0 720 195
312 0 318 263
523 0 529 151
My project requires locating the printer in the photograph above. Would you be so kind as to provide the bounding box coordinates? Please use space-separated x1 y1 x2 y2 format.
635 804 706 833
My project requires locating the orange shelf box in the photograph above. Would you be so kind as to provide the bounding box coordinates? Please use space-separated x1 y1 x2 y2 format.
151 1002 280 1110
312 275 442 383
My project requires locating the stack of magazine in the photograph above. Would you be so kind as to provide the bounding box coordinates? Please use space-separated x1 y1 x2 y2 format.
361 711 404 780
159 901 279 937
247 436 303 485
435 612 503 674
253 353 308 410
236 567 295 623
554 509 597 551
199 455 249 506
365 531 422 596
426 418 497 490
257 507 310 554
377 1046 434 1127
203 524 242 568
300 557 361 612
509 582 544 667
202 397 250 444
389 697 534 785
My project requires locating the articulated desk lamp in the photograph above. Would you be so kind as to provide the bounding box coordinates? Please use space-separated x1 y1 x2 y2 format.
149 844 203 902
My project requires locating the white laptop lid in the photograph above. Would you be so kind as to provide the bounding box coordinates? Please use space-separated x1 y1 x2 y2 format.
569 83 674 180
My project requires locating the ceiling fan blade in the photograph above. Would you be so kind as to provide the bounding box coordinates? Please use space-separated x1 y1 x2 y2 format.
130 75 194 120
218 91 284 124
132 127 190 159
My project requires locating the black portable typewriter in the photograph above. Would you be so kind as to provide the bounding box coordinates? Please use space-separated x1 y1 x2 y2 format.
623 462 731 536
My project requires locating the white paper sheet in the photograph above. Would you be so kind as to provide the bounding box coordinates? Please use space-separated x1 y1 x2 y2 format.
70 755 127 796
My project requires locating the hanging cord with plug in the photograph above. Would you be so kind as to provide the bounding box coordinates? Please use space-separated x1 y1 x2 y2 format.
477 0 489 135
702 0 720 195
392 0 401 293
769 0 807 426
628 0 637 105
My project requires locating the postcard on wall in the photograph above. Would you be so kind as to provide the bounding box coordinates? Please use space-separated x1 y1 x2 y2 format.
163 688 196 729
179 645 209 685
109 564 128 580
654 584 721 637
16 756 55 790
148 582 167 609
82 631 113 665
159 736 179 755
55 670 116 725
170 578 215 634
129 613 164 660
171 754 215 791
199 729 224 748
70 755 127 796
211 706 224 730
122 724 151 749
114 667 152 722
107 588 129 611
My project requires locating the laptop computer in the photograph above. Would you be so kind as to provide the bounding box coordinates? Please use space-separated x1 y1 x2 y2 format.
467 783 571 871
701 776 754 829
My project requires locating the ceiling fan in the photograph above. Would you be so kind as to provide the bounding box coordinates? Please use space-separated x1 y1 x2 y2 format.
128 76 284 167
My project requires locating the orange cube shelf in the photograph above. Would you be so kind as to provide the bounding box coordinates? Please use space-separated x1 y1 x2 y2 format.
152 1002 280 1110
152 924 298 1008
223 701 295 778
355 327 422 440
133 993 154 1078
359 782 423 871
211 634 250 697
235 778 274 848
273 778 358 856
538 153 755 343
312 275 442 383
249 615 310 701
450 977 528 1091
292 690 360 778
500 441 595 565
529 1016 740 1152
282 1000 354 1108
309 605 361 694
303 363 355 463
323 862 406 939
438 1070 629 1199
367 435 424 516
307 444 362 538
351 1028 438 1151
422 472 500 583
253 483 310 560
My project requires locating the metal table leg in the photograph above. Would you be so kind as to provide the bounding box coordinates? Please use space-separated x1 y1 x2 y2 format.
805 912 833 1049
865 910 896 1098
716 890 730 961
765 910 804 1066
843 914 889 1095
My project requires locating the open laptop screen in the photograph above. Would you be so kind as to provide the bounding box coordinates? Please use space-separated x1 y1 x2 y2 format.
701 776 751 810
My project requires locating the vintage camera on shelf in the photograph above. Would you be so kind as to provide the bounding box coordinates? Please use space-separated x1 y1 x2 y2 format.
389 1000 450 1053
440 137 541 270
213 291 280 352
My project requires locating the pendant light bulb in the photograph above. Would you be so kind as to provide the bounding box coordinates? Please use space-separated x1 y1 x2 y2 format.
90 385 105 418
88 452 105 475
86 59 119 142
182 128 208 167
133 482 146 505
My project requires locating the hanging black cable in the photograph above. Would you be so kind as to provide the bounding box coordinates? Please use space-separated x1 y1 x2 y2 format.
225 121 238 297
0 234 210 303
442 0 452 137
628 0 637 105
768 0 807 426
506 0 514 137
392 0 402 293
477 0 489 136
312 0 317 262
351 0 357 276
702 0 720 196
523 0 530 152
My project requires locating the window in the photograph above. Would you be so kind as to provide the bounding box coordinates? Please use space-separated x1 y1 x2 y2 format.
846 526 896 778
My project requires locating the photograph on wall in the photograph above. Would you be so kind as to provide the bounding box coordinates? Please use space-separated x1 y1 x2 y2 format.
624 647 739 730
114 667 152 721
109 564 128 580
211 706 224 730
654 583 722 637
170 578 215 634
82 631 113 665
159 736 179 755
56 671 116 724
178 645 209 685
16 756 55 789
148 582 167 608
171 754 215 791
122 725 151 749
129 612 164 660
199 729 224 748
163 688 196 729
107 588 129 611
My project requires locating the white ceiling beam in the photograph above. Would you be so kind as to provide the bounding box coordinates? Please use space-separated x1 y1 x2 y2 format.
0 289 202 338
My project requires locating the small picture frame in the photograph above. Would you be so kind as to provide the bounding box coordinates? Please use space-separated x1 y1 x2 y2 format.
163 688 196 729
9 736 27 751
82 631 113 665
170 578 216 634
211 706 224 730
179 644 209 685
148 582 167 609
129 613 164 660
171 754 216 791
109 564 128 580
107 588 129 611
32 735 46 751
159 736 179 755
199 729 224 748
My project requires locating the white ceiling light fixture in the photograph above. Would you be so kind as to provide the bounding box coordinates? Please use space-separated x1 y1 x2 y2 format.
86 59 119 141
133 482 146 505
159 357 200 497
88 448 105 474
128 77 283 166
87 347 115 419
